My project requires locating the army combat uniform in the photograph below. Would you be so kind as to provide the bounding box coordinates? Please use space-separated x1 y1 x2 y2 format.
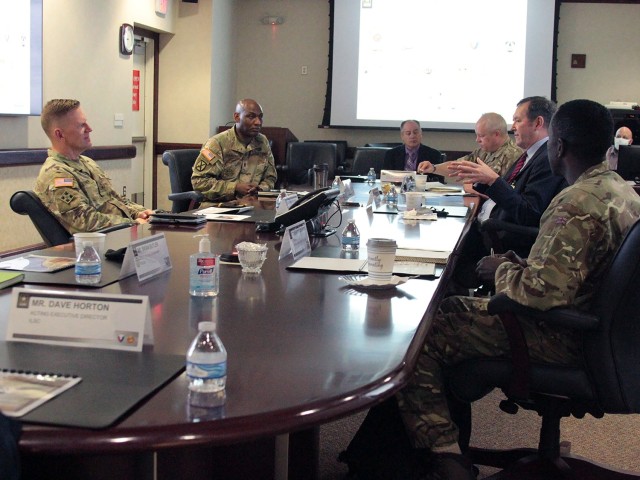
397 161 640 450
456 138 522 177
191 127 277 203
34 150 146 234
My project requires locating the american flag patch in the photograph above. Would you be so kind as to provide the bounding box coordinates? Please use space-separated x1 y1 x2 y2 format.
201 148 215 162
54 177 74 188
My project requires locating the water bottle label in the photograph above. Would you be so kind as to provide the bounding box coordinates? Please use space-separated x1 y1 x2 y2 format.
341 236 360 246
186 361 227 379
75 264 101 275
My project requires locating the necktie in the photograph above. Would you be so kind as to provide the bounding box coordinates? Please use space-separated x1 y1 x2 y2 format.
507 152 527 183
406 151 417 171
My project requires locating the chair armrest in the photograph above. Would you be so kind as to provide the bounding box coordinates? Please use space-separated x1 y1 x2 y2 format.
478 218 539 238
276 164 289 173
488 293 600 331
168 191 203 203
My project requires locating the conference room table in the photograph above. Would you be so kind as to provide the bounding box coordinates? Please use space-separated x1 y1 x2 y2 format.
1 183 478 480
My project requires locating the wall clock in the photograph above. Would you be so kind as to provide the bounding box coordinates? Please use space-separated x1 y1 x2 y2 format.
120 23 134 55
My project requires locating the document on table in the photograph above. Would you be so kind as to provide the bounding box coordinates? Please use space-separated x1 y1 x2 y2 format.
287 248 450 277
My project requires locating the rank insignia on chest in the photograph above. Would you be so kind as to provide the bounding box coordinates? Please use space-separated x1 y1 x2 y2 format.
195 159 208 172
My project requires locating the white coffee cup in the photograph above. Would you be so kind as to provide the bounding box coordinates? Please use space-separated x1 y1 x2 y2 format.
405 192 423 211
366 238 397 283
73 232 106 259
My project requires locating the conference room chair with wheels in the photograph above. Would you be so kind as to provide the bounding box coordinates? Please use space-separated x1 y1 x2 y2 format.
278 142 337 187
364 142 402 148
446 219 640 480
350 146 389 176
478 218 539 257
10 190 133 247
161 149 203 213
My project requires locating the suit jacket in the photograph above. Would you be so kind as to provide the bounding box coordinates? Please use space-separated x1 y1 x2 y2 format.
383 144 443 171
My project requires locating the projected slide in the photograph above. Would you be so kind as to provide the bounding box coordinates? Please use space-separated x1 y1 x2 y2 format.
357 0 526 124
0 0 42 116
330 0 556 131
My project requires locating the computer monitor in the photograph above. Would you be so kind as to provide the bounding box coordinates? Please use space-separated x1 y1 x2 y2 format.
273 187 340 236
617 145 640 181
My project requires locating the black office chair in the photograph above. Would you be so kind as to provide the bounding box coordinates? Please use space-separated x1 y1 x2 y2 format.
10 190 134 248
478 218 539 257
10 190 72 247
161 149 203 212
364 142 402 148
447 219 640 479
350 147 389 176
305 140 348 171
279 142 337 186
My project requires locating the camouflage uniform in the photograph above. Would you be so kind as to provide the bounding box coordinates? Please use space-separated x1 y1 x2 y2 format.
191 127 277 203
457 138 522 177
397 161 640 450
34 150 146 234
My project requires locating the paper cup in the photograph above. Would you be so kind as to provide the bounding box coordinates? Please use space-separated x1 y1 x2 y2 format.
415 174 427 191
405 192 423 211
73 232 106 259
366 238 397 283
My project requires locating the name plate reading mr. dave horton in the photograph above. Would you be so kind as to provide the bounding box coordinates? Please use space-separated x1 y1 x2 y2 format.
6 288 152 352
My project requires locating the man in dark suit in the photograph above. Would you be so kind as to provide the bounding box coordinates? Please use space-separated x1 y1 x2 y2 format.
383 120 443 173
449 96 567 289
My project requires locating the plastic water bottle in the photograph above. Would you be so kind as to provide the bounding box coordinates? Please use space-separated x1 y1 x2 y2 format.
367 167 376 184
275 188 287 209
388 186 398 208
341 219 360 251
75 241 101 285
186 321 227 407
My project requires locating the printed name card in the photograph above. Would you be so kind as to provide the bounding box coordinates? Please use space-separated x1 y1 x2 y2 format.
120 232 172 282
278 220 312 261
7 288 153 352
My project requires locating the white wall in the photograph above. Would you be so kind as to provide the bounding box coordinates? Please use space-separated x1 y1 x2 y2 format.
0 0 177 252
556 3 640 106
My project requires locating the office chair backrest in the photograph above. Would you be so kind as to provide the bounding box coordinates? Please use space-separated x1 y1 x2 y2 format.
286 142 337 185
10 190 72 247
161 149 201 213
586 219 640 413
304 140 348 168
351 147 389 176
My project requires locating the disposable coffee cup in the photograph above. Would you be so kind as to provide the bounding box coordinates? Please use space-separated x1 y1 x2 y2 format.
366 238 397 283
405 192 423 211
73 232 106 259
415 174 427 191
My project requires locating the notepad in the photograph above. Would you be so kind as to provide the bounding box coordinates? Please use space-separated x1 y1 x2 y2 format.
0 255 75 273
0 370 81 417
0 271 24 290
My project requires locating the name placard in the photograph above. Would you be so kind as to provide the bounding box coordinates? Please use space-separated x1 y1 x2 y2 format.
120 232 172 282
278 220 311 261
7 288 152 352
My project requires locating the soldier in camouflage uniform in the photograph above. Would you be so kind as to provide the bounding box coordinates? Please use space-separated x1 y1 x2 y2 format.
34 99 152 234
191 99 277 204
455 112 522 177
396 99 640 479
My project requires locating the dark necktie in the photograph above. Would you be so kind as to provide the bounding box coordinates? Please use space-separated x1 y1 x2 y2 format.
507 152 527 183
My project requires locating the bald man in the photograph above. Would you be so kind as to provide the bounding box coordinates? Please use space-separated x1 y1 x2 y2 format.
192 98 277 203
454 112 523 177
605 126 633 170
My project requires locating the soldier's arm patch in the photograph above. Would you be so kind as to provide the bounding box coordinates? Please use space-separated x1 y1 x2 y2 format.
59 189 77 205
201 148 215 162
195 159 209 172
54 177 74 188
